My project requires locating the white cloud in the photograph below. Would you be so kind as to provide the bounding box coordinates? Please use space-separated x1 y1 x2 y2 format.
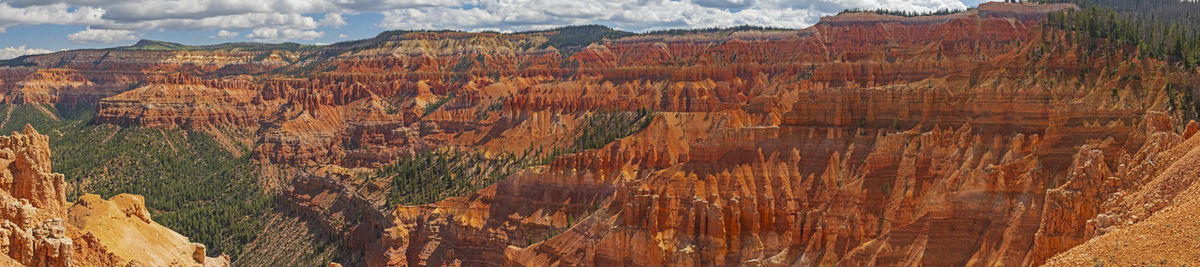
212 29 240 39
693 0 756 9
246 27 324 41
379 0 828 32
0 3 105 31
0 45 55 59
105 12 323 31
319 13 346 28
0 0 468 32
377 0 974 32
0 0 988 44
67 28 138 43
6 0 464 20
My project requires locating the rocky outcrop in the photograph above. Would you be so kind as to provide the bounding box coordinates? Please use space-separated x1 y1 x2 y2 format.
0 125 73 266
1039 117 1200 265
94 73 272 128
68 193 230 267
0 2 1074 166
0 125 228 266
3 68 99 105
9 2 1199 266
277 171 392 265
0 125 67 217
365 6 1189 266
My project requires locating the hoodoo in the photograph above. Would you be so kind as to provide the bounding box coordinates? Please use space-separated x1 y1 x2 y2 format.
1 0 1199 265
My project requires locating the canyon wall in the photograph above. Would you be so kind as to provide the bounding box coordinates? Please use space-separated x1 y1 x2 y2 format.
4 2 1200 266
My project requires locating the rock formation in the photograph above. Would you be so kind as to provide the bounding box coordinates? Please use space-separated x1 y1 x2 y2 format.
2 69 99 105
68 193 230 266
95 73 269 128
0 125 228 266
4 1 1200 266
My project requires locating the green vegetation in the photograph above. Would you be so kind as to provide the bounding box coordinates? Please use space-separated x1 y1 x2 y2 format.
475 100 505 120
122 39 319 52
452 55 477 72
0 103 270 260
570 109 654 152
314 29 464 59
376 148 527 206
837 8 969 17
384 94 407 115
373 109 654 207
534 213 579 246
1166 81 1198 121
539 25 634 49
423 93 456 115
123 40 193 50
0 57 38 67
1034 0 1200 121
451 54 485 82
536 109 654 165
1038 0 1200 67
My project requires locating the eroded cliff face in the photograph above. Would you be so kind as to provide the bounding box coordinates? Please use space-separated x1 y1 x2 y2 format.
95 73 270 128
3 1 1198 266
361 4 1200 266
0 125 72 266
1037 118 1200 266
0 125 228 266
1 68 100 105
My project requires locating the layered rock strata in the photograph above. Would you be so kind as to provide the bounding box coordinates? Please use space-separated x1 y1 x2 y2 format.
9 2 1200 266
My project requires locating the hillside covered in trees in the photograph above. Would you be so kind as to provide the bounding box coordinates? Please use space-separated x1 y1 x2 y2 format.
1038 0 1200 66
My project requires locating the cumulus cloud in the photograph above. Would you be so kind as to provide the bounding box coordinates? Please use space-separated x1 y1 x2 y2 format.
5 0 463 20
0 3 105 31
0 0 986 44
319 13 346 28
67 28 138 43
0 45 54 59
212 29 240 39
246 27 323 41
378 0 974 32
0 0 466 30
380 0 828 32
102 12 323 31
693 0 757 10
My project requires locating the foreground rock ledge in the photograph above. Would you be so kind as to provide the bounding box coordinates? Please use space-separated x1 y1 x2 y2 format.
0 124 228 266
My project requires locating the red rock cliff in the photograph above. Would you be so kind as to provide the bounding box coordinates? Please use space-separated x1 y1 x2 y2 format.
13 2 1200 266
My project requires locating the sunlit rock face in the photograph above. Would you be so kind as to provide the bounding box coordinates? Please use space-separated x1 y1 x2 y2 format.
0 125 228 266
7 2 1200 266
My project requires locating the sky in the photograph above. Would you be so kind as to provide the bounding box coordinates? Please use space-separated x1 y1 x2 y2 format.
0 0 996 59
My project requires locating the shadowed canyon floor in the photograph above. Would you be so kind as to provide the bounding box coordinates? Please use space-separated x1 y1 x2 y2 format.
1 2 1199 266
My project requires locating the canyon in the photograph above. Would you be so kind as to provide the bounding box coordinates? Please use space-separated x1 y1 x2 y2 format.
0 1 1198 266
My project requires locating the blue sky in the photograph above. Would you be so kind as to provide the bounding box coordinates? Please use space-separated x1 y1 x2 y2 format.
0 0 996 59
